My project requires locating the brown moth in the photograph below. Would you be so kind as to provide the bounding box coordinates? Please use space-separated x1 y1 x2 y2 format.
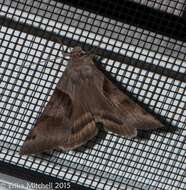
20 47 164 155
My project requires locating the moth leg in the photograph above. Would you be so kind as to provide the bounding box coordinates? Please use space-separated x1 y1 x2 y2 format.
94 111 137 138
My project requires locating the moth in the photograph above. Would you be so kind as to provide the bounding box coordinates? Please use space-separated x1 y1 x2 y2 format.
20 47 164 155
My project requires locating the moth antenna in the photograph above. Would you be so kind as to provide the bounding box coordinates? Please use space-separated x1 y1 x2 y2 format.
53 37 71 59
27 38 68 67
37 52 68 67
39 56 64 65
69 47 73 52
85 39 104 61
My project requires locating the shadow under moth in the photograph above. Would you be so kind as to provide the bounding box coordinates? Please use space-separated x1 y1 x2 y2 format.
20 47 164 155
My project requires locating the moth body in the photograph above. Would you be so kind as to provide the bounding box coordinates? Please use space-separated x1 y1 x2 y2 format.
20 47 164 155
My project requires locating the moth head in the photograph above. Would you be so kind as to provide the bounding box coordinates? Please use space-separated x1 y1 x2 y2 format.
70 46 87 60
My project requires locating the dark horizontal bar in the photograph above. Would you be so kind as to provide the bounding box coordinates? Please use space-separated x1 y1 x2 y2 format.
183 6 186 20
0 16 185 82
58 0 186 42
0 161 92 190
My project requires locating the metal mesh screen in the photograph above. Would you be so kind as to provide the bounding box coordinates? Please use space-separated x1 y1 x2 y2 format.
0 0 185 189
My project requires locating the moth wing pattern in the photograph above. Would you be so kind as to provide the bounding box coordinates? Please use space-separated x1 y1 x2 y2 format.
89 64 138 137
20 87 72 155
20 54 99 155
101 74 165 132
